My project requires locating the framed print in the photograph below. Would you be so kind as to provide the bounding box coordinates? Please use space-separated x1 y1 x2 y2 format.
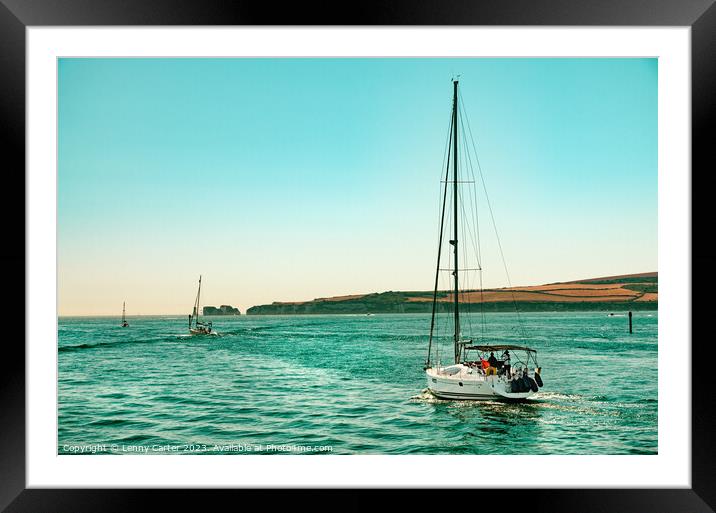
3 0 715 511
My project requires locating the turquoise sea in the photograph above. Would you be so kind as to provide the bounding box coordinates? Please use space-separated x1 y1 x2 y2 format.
58 312 657 455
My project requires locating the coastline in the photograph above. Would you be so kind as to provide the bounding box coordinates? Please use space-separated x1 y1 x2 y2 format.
246 273 657 315
246 301 657 315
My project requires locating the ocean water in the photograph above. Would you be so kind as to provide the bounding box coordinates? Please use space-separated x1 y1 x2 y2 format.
58 312 657 455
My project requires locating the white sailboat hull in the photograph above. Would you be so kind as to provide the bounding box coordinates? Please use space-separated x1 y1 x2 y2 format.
425 365 536 401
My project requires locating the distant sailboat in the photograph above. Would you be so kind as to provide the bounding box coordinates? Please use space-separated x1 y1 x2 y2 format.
188 275 213 335
121 301 129 327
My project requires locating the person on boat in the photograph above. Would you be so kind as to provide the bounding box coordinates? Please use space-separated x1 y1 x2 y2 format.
501 350 511 377
488 352 498 368
480 357 490 370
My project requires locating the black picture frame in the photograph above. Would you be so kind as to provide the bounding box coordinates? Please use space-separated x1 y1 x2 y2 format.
3 1 714 511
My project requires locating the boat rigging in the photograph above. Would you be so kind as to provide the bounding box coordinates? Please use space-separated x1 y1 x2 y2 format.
188 275 213 335
121 301 129 328
423 80 544 401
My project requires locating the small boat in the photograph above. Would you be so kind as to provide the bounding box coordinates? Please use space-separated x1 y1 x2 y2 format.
121 301 129 327
188 275 213 335
423 80 544 401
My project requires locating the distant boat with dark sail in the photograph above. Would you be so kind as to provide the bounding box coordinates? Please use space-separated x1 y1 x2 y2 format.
188 275 213 335
423 79 544 401
121 301 129 328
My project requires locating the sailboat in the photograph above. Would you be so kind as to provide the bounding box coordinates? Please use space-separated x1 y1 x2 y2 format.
188 275 213 335
423 80 544 401
121 301 129 327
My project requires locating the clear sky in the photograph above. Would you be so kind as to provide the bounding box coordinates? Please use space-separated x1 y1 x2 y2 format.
58 58 657 316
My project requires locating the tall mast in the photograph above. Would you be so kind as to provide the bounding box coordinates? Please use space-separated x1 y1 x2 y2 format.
122 301 126 323
452 80 460 364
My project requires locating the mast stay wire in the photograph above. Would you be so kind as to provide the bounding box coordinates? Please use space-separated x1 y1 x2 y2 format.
457 103 488 343
458 182 472 343
458 90 528 341
430 103 457 366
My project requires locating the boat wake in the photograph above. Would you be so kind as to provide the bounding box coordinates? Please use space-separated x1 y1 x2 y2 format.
525 391 583 403
59 335 175 352
411 388 444 403
175 332 221 340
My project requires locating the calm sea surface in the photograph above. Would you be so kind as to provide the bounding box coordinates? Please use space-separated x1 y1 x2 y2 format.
58 312 657 455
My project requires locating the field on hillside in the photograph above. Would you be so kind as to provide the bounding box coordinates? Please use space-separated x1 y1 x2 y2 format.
246 273 658 315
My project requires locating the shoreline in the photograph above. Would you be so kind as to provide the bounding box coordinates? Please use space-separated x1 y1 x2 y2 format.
245 302 658 316
57 306 658 320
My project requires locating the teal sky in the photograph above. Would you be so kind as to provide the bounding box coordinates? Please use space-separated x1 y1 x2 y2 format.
58 58 657 315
